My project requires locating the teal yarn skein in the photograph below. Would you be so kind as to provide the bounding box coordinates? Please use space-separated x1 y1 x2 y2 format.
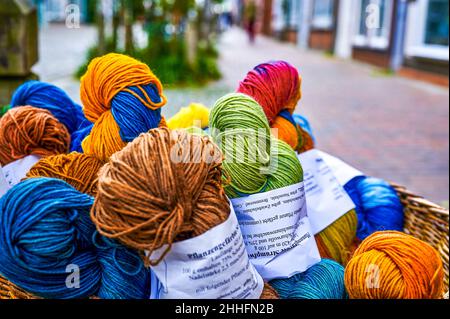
270 259 348 299
209 93 303 198
0 178 149 299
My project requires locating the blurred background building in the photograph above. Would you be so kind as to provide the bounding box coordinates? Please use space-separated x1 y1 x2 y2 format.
230 0 449 85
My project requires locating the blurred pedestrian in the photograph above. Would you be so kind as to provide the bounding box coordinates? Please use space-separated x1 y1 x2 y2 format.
245 0 257 44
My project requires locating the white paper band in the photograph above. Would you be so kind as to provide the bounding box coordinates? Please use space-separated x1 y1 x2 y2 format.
231 182 321 281
0 155 41 197
298 150 357 234
318 150 364 186
149 205 265 299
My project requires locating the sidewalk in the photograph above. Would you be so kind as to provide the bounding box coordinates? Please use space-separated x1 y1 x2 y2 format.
216 28 449 204
34 25 449 204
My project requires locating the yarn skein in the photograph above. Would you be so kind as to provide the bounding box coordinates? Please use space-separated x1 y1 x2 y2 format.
0 178 149 299
345 231 444 299
167 103 210 130
11 81 91 137
237 61 314 153
345 176 404 240
80 53 167 161
209 93 303 198
26 152 105 196
70 123 94 153
292 113 315 154
0 106 70 166
210 94 356 265
270 259 348 299
315 211 358 266
91 128 278 299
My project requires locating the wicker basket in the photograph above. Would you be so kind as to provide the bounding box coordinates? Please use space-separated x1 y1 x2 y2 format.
0 183 449 299
391 183 449 298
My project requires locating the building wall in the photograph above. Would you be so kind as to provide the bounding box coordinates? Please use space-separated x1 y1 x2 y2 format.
308 0 339 51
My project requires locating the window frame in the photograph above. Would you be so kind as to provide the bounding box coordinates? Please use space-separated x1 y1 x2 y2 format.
311 0 335 30
404 0 449 61
352 0 394 50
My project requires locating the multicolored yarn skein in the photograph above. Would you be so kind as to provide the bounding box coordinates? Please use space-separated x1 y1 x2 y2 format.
10 81 91 151
237 61 314 153
167 103 210 130
26 152 105 196
0 178 149 299
270 259 348 299
0 106 70 166
80 53 167 161
345 176 404 240
209 93 303 198
345 231 444 299
91 128 278 299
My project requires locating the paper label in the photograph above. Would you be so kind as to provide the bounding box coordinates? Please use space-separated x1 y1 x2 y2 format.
0 167 9 198
1 155 41 190
318 151 364 186
231 182 321 281
149 206 264 299
298 150 356 234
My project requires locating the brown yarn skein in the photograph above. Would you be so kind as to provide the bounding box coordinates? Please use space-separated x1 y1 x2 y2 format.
0 106 70 166
91 127 278 299
26 152 105 196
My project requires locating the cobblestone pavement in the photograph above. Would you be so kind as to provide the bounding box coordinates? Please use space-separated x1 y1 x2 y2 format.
34 25 449 203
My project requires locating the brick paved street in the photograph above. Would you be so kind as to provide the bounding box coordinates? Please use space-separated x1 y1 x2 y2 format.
34 25 449 204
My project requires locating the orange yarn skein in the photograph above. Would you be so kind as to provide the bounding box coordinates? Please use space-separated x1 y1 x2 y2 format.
80 53 167 161
0 106 70 166
345 231 444 299
91 128 278 299
26 153 105 196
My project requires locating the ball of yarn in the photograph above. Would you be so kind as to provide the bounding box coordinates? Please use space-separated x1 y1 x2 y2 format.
0 106 70 166
345 176 404 240
270 259 348 299
11 80 90 135
237 61 313 153
271 111 299 149
345 231 444 299
168 103 210 130
91 128 278 299
293 114 316 144
26 152 105 196
70 123 94 153
0 178 149 299
315 211 358 265
80 53 167 161
237 61 301 123
292 114 315 154
209 93 303 198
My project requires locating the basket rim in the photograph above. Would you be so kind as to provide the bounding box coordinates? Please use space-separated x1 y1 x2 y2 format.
390 182 449 216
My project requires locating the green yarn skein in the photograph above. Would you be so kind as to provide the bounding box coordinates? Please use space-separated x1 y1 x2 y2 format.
210 93 303 198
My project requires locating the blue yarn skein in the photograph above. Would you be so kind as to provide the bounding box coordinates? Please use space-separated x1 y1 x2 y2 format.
0 178 149 299
345 176 404 241
111 84 163 143
270 259 348 299
70 123 94 153
11 80 91 134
